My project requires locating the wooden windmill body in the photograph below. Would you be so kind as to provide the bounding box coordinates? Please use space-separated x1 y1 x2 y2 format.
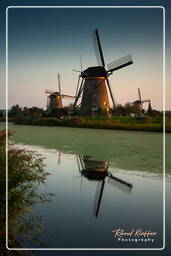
73 29 133 116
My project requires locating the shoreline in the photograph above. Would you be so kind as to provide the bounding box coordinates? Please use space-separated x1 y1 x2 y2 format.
2 116 169 133
1 116 170 132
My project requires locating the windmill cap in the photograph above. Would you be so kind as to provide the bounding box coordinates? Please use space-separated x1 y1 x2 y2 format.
49 92 60 97
133 100 141 104
81 66 107 78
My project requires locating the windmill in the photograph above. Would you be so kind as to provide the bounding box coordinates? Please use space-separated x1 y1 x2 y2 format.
73 29 133 116
45 74 75 117
133 88 151 117
76 155 133 218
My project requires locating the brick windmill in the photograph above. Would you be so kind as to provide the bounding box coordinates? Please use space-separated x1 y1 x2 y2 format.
73 29 133 116
133 88 151 117
45 74 75 117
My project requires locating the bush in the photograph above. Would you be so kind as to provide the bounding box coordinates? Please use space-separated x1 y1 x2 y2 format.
13 115 167 132
0 129 54 249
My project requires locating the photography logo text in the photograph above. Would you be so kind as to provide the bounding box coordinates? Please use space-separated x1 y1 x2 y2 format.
112 228 157 243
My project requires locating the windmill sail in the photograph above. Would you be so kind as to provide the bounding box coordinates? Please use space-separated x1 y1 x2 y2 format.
107 173 133 195
93 29 105 67
106 78 116 109
61 94 75 98
93 180 105 218
45 89 55 94
107 54 133 73
58 74 61 95
141 99 150 103
138 88 142 102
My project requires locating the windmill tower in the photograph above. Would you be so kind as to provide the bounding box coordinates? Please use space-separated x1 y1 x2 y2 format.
45 74 75 117
133 88 151 117
73 29 133 116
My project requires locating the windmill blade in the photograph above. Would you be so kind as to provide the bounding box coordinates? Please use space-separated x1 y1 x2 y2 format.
58 151 61 165
61 94 76 99
137 88 143 117
141 99 150 103
107 172 133 195
58 74 61 95
138 88 142 102
107 54 133 73
72 69 82 73
93 29 105 68
73 78 85 110
72 55 83 73
57 74 64 109
75 75 81 97
107 55 132 70
45 89 54 94
106 78 116 109
93 179 105 218
78 155 85 170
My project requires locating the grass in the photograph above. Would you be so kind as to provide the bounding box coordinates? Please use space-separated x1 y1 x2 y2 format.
11 115 170 132
0 129 54 250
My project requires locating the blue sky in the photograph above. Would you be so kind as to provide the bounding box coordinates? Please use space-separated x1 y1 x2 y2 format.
0 0 170 110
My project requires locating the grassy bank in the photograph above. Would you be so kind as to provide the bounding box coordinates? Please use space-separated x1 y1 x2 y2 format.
12 116 171 132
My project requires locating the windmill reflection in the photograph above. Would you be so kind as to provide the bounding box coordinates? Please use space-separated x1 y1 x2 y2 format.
76 155 133 218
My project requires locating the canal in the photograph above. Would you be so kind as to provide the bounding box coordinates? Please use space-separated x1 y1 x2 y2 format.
6 124 171 249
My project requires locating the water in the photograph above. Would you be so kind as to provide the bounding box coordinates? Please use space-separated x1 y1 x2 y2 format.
5 123 171 249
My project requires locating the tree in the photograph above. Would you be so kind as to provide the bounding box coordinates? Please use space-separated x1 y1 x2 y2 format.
0 110 4 118
114 104 126 116
27 106 45 117
147 102 152 116
8 105 23 118
124 102 134 116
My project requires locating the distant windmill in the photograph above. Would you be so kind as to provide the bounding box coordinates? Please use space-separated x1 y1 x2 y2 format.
133 88 151 117
45 74 75 116
76 155 133 218
73 29 133 116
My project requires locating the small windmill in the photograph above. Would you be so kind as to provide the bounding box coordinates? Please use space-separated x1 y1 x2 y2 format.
76 155 133 218
45 74 75 117
73 29 133 116
133 88 151 117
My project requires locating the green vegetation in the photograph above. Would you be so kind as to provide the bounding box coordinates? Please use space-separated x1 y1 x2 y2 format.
0 129 54 251
1 104 171 132
13 115 171 132
8 105 45 118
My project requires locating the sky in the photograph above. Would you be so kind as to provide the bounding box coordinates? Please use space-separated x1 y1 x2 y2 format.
0 0 170 111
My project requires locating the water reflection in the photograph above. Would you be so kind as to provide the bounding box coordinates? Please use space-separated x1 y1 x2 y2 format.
76 155 133 218
9 145 163 248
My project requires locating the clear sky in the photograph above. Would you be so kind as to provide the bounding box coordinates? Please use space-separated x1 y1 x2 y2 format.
0 0 170 111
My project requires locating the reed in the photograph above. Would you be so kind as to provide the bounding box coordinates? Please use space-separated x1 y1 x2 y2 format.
0 129 54 249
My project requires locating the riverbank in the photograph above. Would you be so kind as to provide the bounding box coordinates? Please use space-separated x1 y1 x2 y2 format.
0 129 53 252
8 116 171 132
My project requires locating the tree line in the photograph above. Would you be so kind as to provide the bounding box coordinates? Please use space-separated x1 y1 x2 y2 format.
0 103 168 119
